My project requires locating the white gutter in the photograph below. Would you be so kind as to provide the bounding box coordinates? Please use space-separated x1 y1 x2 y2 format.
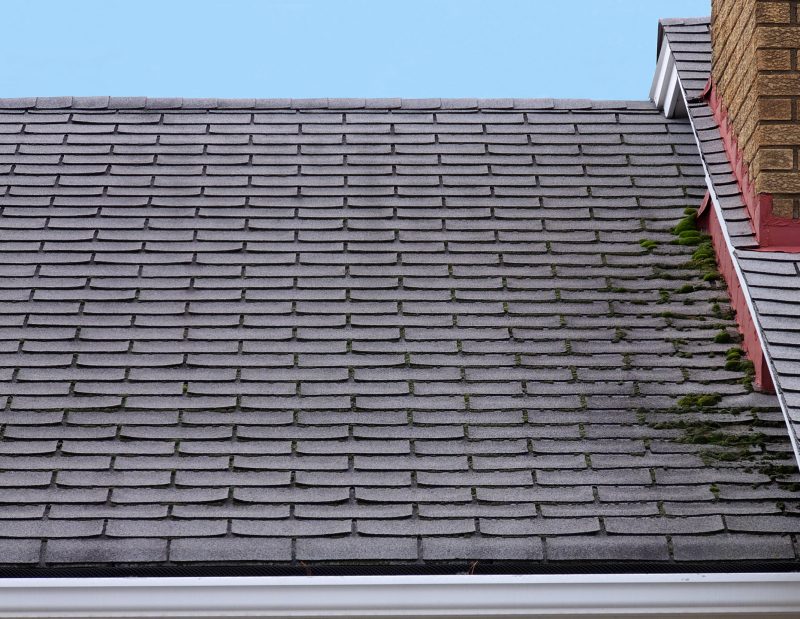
0 572 800 618
673 67 800 468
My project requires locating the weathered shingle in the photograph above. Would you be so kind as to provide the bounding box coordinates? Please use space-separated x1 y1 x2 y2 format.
0 96 796 571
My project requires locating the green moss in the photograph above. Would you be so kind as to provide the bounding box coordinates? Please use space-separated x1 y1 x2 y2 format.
690 240 716 272
682 426 765 448
639 239 658 251
676 284 695 294
726 347 744 360
677 393 722 408
702 447 752 462
675 229 705 246
713 330 733 344
758 463 797 479
672 211 698 234
724 347 755 389
724 359 741 371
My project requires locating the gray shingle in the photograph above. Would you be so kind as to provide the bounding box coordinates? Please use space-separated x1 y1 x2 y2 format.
423 537 544 561
0 540 42 564
170 538 291 562
45 539 168 564
672 534 795 561
296 537 418 561
547 536 670 562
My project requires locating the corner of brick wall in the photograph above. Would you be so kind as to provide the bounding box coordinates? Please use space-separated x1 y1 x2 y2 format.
712 0 800 219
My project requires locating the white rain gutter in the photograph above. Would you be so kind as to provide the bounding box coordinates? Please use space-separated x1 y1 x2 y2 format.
669 56 800 468
1 572 800 618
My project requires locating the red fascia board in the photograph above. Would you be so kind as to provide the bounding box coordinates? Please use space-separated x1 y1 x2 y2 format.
698 192 774 392
706 82 800 252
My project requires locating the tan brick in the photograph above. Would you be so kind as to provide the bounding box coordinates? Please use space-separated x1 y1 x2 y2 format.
757 25 800 47
756 73 800 96
757 147 795 169
757 97 794 120
756 123 800 145
755 1 792 24
759 171 800 192
757 48 792 70
772 196 796 217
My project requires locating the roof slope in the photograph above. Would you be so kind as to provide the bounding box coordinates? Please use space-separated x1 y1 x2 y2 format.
663 18 800 457
0 99 798 570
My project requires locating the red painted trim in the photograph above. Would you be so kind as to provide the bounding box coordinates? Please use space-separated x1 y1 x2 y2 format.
705 81 800 251
698 193 774 392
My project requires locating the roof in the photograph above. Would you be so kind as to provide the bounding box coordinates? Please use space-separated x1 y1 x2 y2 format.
0 95 799 572
663 18 800 461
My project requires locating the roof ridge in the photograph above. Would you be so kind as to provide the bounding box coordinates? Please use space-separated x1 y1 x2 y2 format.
0 97 656 111
659 16 711 26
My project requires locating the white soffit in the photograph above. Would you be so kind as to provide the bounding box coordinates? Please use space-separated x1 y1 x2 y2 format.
0 573 800 618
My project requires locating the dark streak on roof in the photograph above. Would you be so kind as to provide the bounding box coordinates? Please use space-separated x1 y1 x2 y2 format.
0 93 798 571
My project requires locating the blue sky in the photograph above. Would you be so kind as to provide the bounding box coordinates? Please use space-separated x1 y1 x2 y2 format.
2 0 709 100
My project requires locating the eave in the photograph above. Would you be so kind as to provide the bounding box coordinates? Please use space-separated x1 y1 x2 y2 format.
1 572 800 618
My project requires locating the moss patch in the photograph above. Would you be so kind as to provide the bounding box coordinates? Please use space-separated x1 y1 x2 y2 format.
677 393 722 408
713 329 733 344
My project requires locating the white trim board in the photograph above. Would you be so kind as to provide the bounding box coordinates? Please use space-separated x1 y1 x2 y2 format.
0 572 799 618
650 39 686 118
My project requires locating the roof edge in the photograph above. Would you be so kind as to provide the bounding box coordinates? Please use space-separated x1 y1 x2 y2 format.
658 16 711 26
0 97 656 111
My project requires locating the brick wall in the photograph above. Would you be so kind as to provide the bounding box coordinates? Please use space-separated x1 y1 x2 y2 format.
712 0 800 219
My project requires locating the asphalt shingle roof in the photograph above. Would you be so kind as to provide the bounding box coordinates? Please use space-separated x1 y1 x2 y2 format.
664 18 800 460
0 96 799 570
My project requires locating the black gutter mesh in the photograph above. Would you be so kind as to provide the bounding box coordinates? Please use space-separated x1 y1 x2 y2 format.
1 561 799 579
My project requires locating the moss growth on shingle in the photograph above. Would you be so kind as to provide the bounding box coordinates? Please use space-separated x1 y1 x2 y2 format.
690 240 716 271
672 209 698 234
676 230 706 246
678 393 722 408
682 425 765 448
714 329 733 344
724 347 755 390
